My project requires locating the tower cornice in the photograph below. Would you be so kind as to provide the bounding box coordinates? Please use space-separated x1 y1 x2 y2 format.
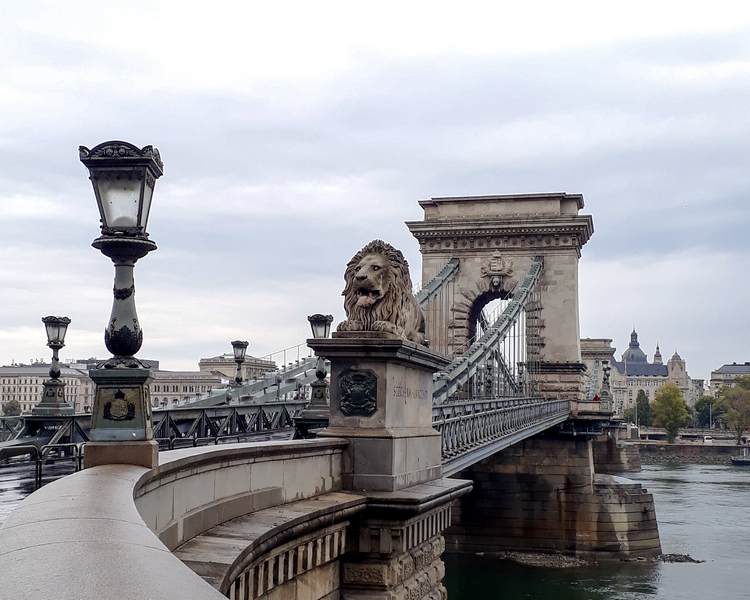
405 214 593 256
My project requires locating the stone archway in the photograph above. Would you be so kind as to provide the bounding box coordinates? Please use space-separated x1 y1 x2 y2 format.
406 193 593 370
450 260 517 354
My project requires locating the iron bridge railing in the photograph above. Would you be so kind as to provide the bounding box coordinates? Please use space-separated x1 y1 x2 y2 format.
151 401 307 447
433 397 570 476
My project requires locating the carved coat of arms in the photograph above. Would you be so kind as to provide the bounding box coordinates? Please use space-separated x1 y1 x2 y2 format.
104 389 136 421
480 252 513 291
338 369 378 417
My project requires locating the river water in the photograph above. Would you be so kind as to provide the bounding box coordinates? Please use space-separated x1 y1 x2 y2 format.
445 464 750 599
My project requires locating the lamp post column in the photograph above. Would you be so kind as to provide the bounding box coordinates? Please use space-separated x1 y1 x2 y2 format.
294 314 333 439
230 340 248 404
79 140 163 469
32 316 74 416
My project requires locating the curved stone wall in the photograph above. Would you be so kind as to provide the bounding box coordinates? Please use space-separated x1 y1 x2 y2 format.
0 439 348 600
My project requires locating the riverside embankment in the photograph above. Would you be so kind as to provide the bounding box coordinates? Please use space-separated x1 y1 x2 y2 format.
636 442 741 465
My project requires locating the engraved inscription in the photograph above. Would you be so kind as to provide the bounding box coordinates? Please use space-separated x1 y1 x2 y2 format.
392 384 428 400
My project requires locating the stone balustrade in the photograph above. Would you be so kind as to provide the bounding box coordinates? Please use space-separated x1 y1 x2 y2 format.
0 438 350 600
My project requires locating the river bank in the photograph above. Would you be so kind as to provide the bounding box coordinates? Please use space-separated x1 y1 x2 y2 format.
636 441 741 465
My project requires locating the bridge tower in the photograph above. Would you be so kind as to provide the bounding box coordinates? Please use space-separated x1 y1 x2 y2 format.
407 192 594 412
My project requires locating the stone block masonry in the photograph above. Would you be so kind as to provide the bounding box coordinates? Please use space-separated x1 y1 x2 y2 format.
593 436 642 474
446 435 661 560
638 442 739 465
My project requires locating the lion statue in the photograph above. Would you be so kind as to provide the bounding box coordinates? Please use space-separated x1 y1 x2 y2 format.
337 239 426 345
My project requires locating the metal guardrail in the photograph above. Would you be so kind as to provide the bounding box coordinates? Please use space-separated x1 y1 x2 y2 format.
152 402 307 445
0 442 85 490
434 398 570 476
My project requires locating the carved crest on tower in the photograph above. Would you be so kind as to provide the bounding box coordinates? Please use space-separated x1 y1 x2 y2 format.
480 252 513 290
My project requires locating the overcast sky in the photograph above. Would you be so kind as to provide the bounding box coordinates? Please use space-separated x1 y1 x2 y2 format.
1 1 749 380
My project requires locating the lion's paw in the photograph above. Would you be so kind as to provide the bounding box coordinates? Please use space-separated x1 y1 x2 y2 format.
337 319 363 332
372 321 402 336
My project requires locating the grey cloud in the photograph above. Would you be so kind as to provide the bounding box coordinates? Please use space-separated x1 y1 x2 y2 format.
1 26 749 374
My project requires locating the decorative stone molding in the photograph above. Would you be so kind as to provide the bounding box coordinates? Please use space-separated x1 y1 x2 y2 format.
406 217 594 258
354 504 452 555
228 522 348 600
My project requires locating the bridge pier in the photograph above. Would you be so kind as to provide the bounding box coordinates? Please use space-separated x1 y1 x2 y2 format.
446 433 660 560
592 425 642 474
309 332 472 599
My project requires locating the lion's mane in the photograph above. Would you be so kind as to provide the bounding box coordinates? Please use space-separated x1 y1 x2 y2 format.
340 239 425 344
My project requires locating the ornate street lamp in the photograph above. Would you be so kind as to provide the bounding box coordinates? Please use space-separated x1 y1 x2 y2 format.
32 316 74 416
294 314 333 439
79 140 163 468
231 340 249 385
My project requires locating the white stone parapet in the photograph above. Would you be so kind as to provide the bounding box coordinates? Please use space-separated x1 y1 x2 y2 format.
0 438 349 600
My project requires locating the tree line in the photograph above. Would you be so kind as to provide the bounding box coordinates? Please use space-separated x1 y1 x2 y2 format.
623 375 750 444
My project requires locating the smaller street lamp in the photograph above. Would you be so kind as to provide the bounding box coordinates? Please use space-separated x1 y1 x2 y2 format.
599 361 613 414
294 314 333 439
32 316 74 416
308 314 334 341
231 340 249 386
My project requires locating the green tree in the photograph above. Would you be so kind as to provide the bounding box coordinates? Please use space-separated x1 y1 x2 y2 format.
718 376 750 445
694 395 723 428
635 389 652 427
2 399 21 416
623 406 636 423
652 383 689 442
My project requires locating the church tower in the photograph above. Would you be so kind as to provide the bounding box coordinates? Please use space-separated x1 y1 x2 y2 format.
653 344 663 365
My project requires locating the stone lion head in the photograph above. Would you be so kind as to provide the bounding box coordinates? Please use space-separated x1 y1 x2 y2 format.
339 239 425 344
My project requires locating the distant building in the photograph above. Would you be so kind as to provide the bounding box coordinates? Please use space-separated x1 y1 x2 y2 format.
709 362 750 395
199 353 276 381
0 364 94 414
581 330 702 416
0 357 222 414
149 370 225 409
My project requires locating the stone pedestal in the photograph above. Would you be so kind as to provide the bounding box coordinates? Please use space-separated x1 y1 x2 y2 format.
308 332 472 598
84 439 158 468
85 367 157 469
31 379 74 416
309 332 449 492
293 378 330 439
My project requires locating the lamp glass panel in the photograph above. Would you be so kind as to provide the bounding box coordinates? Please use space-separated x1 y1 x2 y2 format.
140 174 154 230
44 320 68 345
310 320 326 339
45 321 60 344
232 342 248 361
96 172 142 229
